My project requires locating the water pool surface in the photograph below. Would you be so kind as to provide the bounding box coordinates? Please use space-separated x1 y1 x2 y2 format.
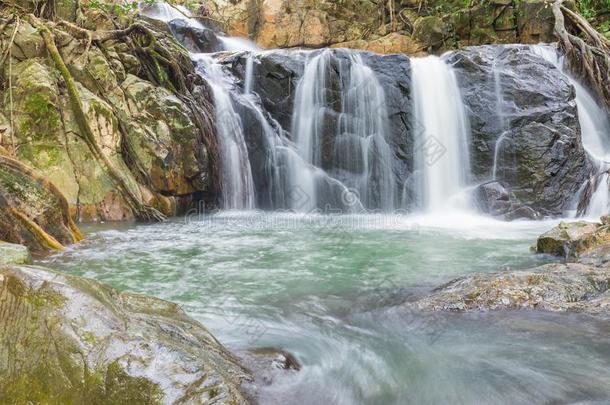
41 212 610 404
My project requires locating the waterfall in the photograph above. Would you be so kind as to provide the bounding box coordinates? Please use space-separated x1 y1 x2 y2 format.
244 54 254 95
336 54 396 211
142 3 399 214
290 50 396 211
491 59 508 181
411 56 471 212
532 45 610 218
292 50 332 168
193 55 256 210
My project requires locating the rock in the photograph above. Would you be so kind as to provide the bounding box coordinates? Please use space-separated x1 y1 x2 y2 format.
518 0 556 44
0 18 217 224
474 181 541 220
0 242 31 265
241 347 301 386
169 19 223 53
447 45 593 216
414 262 610 316
413 16 447 51
332 33 424 55
0 265 253 404
0 153 80 252
207 0 557 53
536 220 610 258
474 181 509 212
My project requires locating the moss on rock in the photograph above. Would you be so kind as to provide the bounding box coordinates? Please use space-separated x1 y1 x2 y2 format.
0 265 253 404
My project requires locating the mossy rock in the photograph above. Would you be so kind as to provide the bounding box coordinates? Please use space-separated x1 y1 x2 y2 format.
0 265 253 404
0 242 32 265
536 221 610 258
413 16 447 50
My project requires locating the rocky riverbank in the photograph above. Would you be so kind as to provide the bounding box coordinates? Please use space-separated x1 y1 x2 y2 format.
413 218 610 318
0 242 256 404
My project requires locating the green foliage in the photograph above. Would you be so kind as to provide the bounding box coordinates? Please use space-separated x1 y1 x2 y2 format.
86 0 196 16
579 0 610 19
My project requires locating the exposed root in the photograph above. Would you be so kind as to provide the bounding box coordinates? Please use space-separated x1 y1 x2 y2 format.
0 151 83 243
551 0 610 109
29 14 166 222
10 208 65 250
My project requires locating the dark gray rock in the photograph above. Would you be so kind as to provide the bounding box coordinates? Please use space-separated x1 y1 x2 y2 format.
474 181 540 220
222 49 413 203
168 19 223 53
447 45 594 216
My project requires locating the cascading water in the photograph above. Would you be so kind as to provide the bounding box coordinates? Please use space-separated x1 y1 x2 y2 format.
193 55 256 210
290 50 396 211
532 45 610 218
411 56 472 212
491 58 508 181
336 53 396 211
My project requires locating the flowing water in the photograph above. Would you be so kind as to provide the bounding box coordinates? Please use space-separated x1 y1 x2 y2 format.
91 7 610 404
532 45 610 218
193 54 256 210
411 56 472 212
41 213 610 404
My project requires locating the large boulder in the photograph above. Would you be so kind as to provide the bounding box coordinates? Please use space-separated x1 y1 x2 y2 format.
447 45 593 216
414 262 610 316
536 219 610 258
474 181 540 220
0 265 253 404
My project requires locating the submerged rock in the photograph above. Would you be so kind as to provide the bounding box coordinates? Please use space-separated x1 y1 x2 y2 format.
414 262 610 316
241 347 301 386
0 265 253 404
536 220 610 258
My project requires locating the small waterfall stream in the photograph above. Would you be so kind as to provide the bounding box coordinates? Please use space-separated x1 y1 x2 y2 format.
411 56 472 212
491 58 508 181
532 45 610 218
193 55 256 210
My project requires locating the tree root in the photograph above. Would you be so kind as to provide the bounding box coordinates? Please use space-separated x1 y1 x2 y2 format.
551 0 610 109
29 14 165 222
0 151 83 243
10 208 65 250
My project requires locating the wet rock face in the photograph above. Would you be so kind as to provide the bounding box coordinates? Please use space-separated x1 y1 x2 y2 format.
414 262 610 316
447 45 593 216
0 265 253 404
169 19 223 53
222 49 414 189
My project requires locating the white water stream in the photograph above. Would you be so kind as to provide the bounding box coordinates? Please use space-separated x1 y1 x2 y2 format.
411 56 472 213
532 45 610 218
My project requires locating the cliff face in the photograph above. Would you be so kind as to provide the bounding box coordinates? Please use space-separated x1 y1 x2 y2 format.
0 6 223 249
206 0 559 54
